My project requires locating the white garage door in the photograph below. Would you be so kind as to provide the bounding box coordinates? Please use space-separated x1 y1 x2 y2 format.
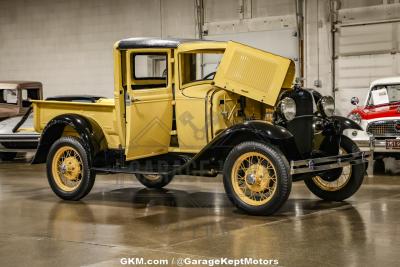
335 22 400 115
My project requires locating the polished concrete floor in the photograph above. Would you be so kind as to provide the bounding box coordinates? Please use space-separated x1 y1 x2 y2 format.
0 156 399 267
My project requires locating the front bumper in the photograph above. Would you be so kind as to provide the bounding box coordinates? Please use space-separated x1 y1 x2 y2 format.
290 151 371 175
343 129 400 154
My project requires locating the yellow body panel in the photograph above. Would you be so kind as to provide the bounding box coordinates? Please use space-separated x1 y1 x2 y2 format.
113 47 126 147
32 100 121 149
214 41 295 106
174 84 211 151
124 48 173 160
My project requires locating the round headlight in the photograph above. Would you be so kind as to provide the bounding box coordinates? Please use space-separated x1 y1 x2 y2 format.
279 97 296 121
348 112 361 124
318 96 335 117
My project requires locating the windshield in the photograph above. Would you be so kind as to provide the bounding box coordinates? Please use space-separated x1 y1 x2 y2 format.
367 84 400 106
0 89 18 105
180 50 224 86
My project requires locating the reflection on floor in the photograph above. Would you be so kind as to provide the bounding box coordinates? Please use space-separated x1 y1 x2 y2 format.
0 156 399 267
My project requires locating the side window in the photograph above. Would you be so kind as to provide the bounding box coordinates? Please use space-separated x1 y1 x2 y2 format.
131 53 168 90
21 89 40 107
0 89 17 105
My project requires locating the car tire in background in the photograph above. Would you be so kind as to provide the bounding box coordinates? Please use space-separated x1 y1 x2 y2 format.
0 152 17 161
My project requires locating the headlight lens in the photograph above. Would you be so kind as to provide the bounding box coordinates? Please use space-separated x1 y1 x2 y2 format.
318 96 335 117
279 97 296 121
348 112 361 124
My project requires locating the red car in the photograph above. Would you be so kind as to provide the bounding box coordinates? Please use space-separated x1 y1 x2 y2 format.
347 77 400 169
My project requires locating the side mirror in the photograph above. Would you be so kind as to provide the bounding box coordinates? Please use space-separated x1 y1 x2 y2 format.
351 97 359 106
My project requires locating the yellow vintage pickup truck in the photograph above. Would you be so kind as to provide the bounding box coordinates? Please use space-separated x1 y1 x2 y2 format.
32 38 370 215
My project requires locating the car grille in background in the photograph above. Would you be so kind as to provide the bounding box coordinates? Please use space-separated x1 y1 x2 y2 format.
367 120 400 136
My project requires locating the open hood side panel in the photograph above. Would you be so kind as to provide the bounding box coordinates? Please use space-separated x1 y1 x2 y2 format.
214 41 295 106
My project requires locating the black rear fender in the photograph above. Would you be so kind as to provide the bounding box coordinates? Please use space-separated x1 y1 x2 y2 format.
32 114 104 164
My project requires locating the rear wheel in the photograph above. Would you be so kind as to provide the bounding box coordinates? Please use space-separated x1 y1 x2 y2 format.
47 137 96 200
135 174 174 189
0 152 17 161
223 141 291 216
304 135 365 201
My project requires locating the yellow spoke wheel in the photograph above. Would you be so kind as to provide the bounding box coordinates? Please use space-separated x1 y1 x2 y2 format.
312 148 352 192
52 146 83 192
231 152 278 206
223 142 291 215
304 135 366 202
135 173 174 189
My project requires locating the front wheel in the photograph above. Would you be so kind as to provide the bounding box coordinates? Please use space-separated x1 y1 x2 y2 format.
47 136 96 200
135 174 174 189
304 135 365 201
223 141 292 216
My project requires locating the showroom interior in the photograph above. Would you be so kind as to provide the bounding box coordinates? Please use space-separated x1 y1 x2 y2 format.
0 0 399 266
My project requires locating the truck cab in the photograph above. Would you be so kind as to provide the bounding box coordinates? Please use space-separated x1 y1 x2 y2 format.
31 38 370 216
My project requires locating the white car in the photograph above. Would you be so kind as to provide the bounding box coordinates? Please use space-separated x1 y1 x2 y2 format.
346 77 400 170
0 113 39 160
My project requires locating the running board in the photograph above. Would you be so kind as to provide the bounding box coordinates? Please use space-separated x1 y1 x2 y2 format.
91 166 176 175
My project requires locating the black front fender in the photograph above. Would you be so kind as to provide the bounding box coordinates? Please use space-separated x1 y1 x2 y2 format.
32 114 99 164
181 120 300 174
332 115 362 132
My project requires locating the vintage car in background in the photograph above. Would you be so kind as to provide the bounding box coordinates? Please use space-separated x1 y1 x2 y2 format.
347 77 400 170
0 81 42 121
0 81 42 160
0 114 39 160
31 38 370 215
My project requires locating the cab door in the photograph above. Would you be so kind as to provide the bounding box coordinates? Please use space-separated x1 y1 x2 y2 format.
125 49 173 160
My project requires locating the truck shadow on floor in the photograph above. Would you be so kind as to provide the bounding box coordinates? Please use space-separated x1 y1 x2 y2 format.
81 187 351 216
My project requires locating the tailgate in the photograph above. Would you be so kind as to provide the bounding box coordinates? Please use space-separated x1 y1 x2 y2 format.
214 41 295 106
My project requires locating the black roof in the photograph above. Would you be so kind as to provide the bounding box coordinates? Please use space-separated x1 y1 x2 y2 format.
117 37 218 49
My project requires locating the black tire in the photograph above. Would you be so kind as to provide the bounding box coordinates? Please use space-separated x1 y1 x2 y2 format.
0 152 17 161
223 141 292 216
304 135 365 201
373 158 385 174
135 174 174 189
46 136 96 200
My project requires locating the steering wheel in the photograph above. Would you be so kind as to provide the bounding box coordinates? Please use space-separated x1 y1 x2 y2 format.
203 71 216 80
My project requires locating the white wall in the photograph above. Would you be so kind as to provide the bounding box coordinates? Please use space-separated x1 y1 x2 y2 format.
2 0 400 116
0 0 195 98
304 0 333 97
